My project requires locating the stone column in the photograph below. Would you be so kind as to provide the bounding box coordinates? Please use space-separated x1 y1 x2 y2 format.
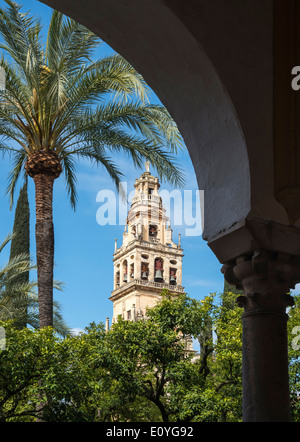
135 252 141 280
176 258 183 286
105 317 109 333
148 255 154 282
164 261 170 285
222 249 300 422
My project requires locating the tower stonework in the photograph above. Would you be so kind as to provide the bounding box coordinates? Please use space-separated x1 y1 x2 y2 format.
109 165 184 324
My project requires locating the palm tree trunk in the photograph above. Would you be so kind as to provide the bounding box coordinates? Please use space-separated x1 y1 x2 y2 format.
33 173 55 328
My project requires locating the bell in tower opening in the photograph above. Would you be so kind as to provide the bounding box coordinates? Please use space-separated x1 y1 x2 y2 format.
149 224 158 240
123 260 128 283
141 262 149 280
170 268 177 285
154 257 164 282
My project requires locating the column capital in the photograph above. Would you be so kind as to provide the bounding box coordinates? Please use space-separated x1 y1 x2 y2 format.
208 218 300 264
222 249 300 314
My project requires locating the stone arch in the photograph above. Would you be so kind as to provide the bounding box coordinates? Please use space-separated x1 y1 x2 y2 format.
122 259 128 283
114 270 120 289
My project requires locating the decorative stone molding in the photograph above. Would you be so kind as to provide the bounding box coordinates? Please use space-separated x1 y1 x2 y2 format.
111 278 185 298
208 217 300 265
221 249 300 314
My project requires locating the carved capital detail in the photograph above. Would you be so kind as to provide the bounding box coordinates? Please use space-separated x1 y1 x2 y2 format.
221 249 300 314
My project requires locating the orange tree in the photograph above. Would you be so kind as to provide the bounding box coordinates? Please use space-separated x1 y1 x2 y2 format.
1 292 299 422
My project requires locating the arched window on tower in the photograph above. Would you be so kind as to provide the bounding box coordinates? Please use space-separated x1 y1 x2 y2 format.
115 271 120 288
154 257 164 282
123 260 128 283
169 268 177 285
130 263 134 279
149 224 158 241
141 262 149 280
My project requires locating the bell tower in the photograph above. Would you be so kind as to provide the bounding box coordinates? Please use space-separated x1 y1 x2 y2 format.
109 163 184 324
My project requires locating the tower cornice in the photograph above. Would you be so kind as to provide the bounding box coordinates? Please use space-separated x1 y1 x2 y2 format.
113 238 184 261
110 278 185 301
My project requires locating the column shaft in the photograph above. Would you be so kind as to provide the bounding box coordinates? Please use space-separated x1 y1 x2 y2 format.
242 310 290 421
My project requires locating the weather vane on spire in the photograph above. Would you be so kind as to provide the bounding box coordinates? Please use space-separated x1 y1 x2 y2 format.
145 161 150 172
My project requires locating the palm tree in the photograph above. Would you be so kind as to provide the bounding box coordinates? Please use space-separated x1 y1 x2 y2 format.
0 2 184 328
0 234 69 336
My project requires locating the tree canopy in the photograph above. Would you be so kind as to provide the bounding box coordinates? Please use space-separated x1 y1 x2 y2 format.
0 289 298 422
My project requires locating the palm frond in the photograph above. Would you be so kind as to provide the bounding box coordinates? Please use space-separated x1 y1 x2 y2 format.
0 234 34 325
50 54 150 141
0 0 43 88
0 233 12 254
0 57 42 148
0 2 185 210
61 154 78 210
87 54 150 104
73 122 184 187
5 149 27 208
46 10 100 75
90 101 184 153
63 145 126 202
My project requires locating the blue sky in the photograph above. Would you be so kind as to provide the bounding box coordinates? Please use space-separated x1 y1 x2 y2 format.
2 0 283 334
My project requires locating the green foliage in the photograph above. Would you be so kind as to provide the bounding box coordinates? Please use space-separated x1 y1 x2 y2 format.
0 290 299 422
0 321 61 421
287 293 300 422
210 291 243 421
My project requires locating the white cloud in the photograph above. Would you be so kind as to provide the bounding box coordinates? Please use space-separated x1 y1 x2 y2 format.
292 283 300 294
186 278 222 289
76 171 114 193
70 328 85 336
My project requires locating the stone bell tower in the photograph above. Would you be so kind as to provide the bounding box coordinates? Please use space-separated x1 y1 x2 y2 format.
109 162 185 324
